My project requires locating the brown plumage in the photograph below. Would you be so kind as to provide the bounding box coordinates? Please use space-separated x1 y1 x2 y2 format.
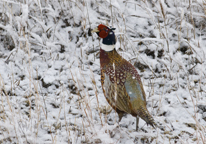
92 24 156 130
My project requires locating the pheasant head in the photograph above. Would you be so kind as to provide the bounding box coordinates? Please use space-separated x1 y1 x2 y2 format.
92 24 116 51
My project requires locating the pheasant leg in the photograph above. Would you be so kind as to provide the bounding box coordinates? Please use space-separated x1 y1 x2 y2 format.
136 117 139 131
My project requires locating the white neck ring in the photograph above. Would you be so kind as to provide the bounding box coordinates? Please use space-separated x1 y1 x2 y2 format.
101 43 115 51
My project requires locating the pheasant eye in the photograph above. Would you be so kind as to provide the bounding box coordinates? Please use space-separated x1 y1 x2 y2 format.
103 28 108 32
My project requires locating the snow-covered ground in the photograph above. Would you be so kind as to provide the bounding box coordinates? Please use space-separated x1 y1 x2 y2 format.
0 0 205 143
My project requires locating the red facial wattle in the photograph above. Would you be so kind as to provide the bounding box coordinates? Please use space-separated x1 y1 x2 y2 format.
98 24 110 38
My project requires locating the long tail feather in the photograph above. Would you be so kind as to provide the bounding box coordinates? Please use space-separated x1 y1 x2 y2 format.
138 106 156 128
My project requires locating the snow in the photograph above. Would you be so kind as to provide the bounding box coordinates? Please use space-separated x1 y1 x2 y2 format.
0 0 206 143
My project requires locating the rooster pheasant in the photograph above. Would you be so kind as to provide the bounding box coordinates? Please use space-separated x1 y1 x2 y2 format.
91 24 156 130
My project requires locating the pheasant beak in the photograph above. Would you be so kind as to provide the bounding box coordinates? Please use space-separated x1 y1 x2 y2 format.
91 27 99 33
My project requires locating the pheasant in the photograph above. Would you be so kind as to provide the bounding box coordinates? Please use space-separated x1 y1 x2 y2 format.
91 24 156 130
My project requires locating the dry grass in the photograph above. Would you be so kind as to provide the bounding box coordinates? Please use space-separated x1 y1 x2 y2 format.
0 0 205 143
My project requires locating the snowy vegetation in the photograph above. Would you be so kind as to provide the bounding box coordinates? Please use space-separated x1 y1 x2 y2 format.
0 0 206 143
